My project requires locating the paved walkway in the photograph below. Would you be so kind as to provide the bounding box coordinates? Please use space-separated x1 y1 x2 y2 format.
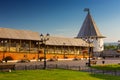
15 57 120 66
2 58 120 75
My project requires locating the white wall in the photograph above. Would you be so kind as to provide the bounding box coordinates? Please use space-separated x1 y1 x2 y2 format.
93 38 104 52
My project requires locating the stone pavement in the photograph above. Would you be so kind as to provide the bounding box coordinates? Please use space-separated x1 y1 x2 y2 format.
4 58 120 76
15 57 120 67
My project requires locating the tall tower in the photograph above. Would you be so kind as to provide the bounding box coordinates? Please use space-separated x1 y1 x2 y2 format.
77 8 105 56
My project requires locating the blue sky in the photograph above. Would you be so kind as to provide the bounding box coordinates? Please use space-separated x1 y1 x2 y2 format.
0 0 120 42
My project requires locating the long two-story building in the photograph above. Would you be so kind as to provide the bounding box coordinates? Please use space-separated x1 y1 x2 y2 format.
0 28 90 61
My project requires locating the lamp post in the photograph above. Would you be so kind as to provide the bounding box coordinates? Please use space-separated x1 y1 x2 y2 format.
85 37 93 67
40 33 50 69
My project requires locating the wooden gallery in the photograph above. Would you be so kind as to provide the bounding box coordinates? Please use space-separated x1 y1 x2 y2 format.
0 28 90 61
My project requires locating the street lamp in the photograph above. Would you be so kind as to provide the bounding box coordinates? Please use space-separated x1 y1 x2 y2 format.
85 37 93 67
40 33 50 69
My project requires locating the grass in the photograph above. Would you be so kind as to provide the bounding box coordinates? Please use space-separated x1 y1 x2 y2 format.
91 64 120 70
0 69 120 80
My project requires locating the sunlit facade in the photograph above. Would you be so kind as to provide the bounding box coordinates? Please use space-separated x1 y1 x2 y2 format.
0 28 90 61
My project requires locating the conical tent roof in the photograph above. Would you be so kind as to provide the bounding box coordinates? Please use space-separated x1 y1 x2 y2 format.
77 11 105 38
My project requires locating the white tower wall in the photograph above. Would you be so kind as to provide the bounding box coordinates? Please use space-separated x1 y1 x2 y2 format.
93 38 104 52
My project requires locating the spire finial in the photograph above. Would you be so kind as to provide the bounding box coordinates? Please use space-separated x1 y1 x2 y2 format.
84 8 90 14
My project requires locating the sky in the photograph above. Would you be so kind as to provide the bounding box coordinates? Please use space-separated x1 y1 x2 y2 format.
0 0 120 42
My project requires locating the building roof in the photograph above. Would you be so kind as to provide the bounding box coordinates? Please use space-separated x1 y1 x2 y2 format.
77 12 105 38
46 36 89 47
0 27 40 40
0 27 90 47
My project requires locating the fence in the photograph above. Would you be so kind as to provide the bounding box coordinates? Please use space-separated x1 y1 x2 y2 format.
15 64 89 71
14 64 120 76
88 69 120 76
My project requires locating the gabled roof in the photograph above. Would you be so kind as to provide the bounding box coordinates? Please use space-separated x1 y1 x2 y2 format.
0 28 91 47
46 36 89 47
77 12 105 38
0 27 40 40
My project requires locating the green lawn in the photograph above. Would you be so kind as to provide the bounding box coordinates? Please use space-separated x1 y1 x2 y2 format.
0 69 120 80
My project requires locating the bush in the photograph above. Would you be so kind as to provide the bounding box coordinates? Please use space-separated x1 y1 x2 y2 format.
4 56 13 60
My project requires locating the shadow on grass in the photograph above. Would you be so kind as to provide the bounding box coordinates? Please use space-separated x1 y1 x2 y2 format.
90 73 120 80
